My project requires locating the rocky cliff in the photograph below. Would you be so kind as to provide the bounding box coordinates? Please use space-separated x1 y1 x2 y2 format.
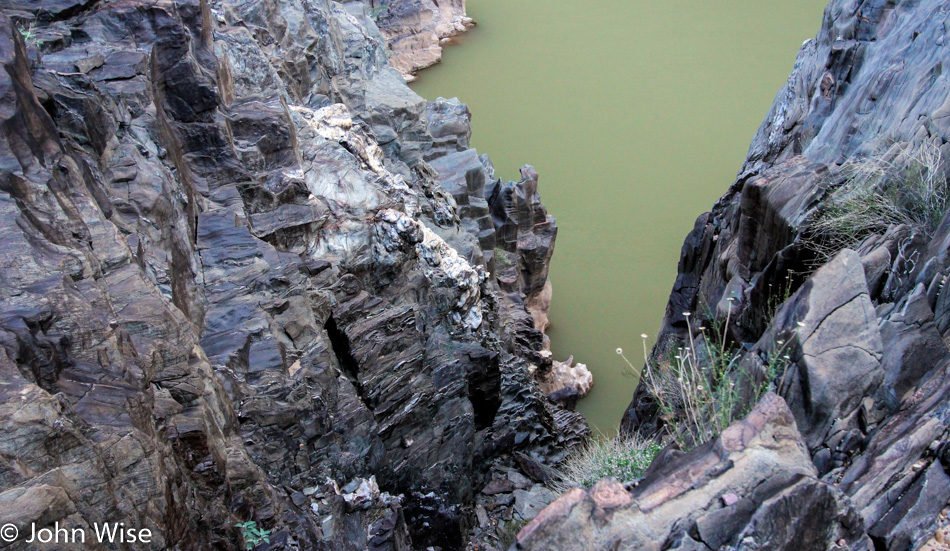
523 0 950 549
0 0 583 549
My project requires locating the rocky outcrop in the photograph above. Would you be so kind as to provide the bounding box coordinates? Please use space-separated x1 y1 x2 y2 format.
763 249 884 451
0 1 581 549
536 355 592 411
520 393 871 550
344 0 473 80
548 0 950 549
422 96 564 377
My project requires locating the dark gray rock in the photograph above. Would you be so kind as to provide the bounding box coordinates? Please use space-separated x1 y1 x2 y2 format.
0 1 583 550
424 97 472 158
512 486 557 521
488 166 558 300
878 284 948 401
765 249 884 450
867 462 950 551
743 0 950 171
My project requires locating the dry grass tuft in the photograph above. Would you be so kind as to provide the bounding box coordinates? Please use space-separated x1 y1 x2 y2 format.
550 434 662 493
806 140 948 261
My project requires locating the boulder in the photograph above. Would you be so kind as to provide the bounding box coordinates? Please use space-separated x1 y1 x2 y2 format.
765 249 884 450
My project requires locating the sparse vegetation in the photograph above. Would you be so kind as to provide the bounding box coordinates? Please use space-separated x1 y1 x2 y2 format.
618 302 790 450
16 21 39 47
369 3 390 20
806 140 948 262
497 518 527 550
235 521 271 550
493 247 513 269
758 271 796 326
551 434 662 493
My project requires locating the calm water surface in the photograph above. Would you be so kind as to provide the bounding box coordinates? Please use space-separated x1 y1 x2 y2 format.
410 0 828 434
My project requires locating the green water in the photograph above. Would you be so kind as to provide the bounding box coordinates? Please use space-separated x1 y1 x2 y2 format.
410 0 827 435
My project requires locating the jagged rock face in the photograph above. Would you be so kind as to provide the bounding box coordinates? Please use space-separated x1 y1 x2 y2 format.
519 394 871 550
608 0 950 548
0 0 582 549
423 97 559 306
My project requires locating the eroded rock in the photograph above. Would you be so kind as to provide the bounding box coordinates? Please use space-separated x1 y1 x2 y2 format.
520 394 871 550
0 1 582 549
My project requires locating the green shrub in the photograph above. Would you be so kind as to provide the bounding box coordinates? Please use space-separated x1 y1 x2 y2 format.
551 434 662 493
806 140 948 261
493 247 513 269
235 521 271 550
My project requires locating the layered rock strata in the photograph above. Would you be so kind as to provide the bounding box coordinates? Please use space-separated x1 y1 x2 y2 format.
0 1 580 549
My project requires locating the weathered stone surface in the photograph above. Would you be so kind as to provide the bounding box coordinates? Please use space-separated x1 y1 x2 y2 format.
521 394 871 550
836 355 950 545
512 486 557 521
424 97 472 158
877 284 948 401
423 97 559 309
0 1 582 549
867 463 950 551
423 95 563 367
765 249 884 450
743 0 950 171
488 165 558 301
428 147 495 264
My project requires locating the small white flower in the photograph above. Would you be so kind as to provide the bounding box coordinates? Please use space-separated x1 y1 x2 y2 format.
616 348 623 355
